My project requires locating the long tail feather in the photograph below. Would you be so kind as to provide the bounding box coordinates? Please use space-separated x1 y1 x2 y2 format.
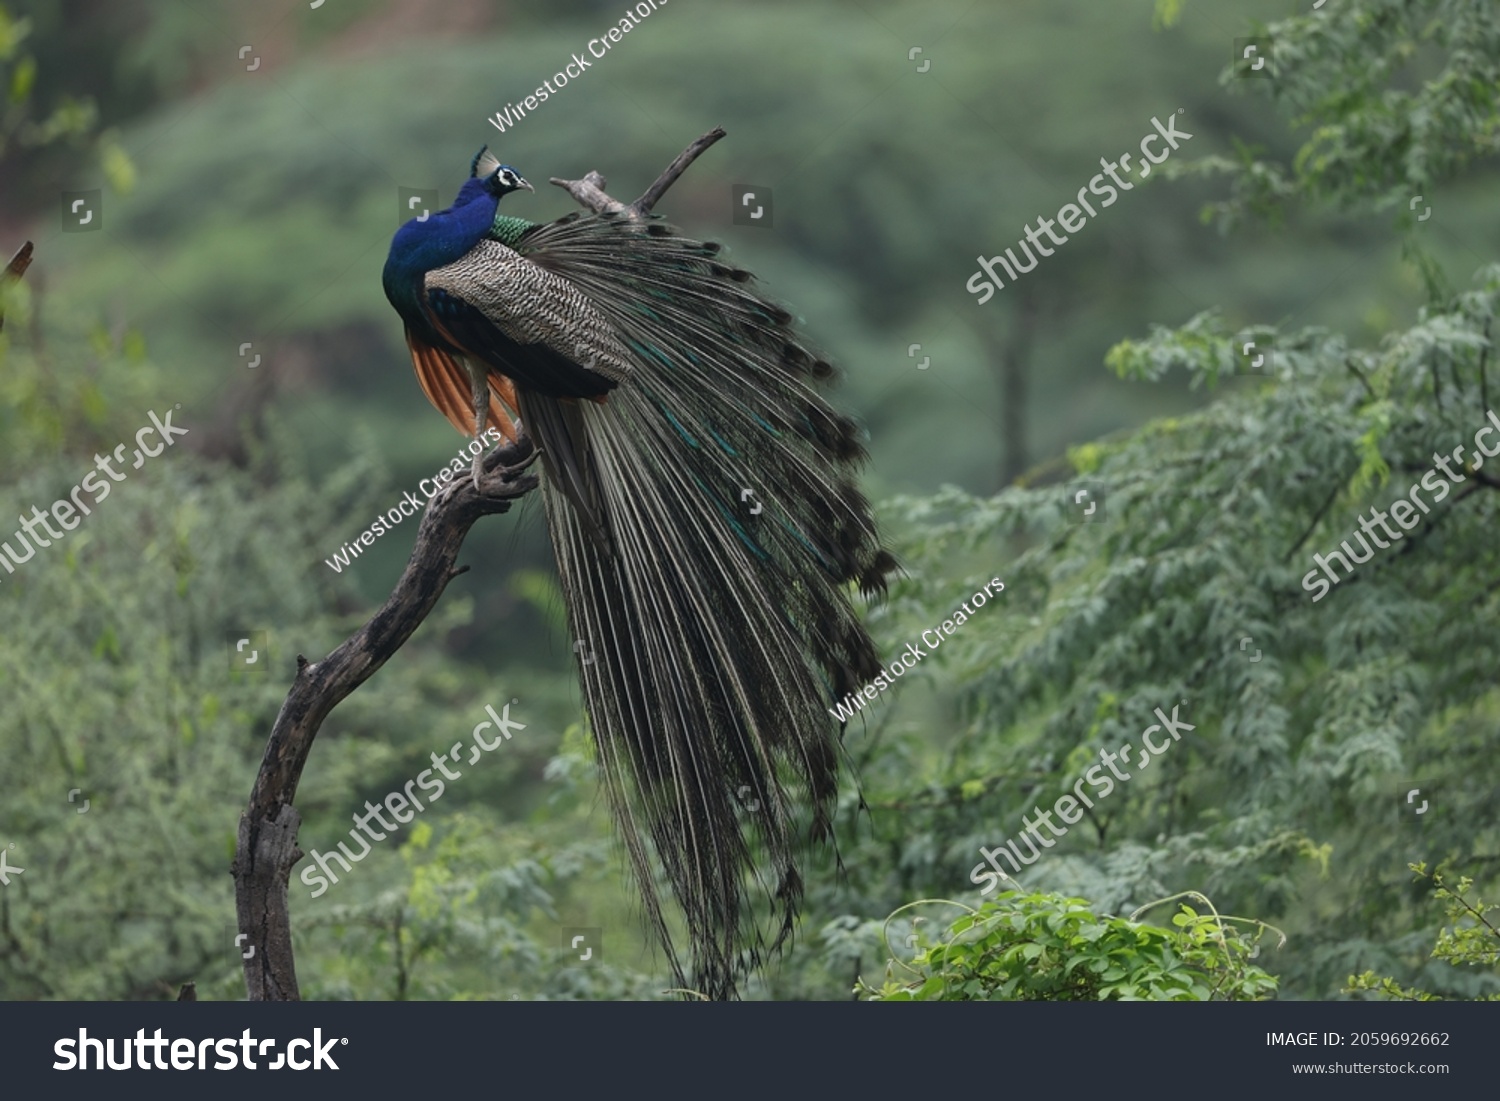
518 213 897 997
518 391 608 545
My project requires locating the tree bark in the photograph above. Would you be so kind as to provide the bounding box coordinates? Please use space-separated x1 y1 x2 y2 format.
0 240 34 333
996 289 1039 488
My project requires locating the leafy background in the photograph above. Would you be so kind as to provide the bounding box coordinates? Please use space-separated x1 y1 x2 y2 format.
0 0 1496 1000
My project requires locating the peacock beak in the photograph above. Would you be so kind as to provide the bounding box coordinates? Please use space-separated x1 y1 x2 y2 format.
517 176 535 193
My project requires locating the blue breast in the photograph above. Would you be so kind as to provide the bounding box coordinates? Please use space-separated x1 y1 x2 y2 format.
382 179 499 330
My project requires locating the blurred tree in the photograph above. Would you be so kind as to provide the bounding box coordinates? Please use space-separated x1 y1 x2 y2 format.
0 2 135 209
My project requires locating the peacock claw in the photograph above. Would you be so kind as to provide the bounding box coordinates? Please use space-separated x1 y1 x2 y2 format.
463 431 539 501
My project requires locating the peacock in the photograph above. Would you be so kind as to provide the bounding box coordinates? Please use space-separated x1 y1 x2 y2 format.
382 144 896 999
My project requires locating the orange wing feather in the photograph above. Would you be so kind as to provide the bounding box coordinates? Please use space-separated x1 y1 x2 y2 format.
405 330 518 443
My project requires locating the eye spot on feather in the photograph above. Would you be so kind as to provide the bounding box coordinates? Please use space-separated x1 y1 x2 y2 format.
709 262 754 284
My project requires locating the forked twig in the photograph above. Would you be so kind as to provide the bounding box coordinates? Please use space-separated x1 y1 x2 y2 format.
550 127 726 217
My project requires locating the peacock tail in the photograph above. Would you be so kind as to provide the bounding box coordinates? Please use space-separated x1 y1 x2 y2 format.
398 174 897 999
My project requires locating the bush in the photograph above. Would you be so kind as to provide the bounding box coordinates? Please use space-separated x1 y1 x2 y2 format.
860 890 1279 1001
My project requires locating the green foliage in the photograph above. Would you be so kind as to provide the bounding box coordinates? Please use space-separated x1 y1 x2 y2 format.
0 436 352 997
813 0 1500 1002
0 306 157 467
850 257 1500 998
0 2 132 187
300 815 665 1002
1153 0 1186 31
1348 864 1500 1001
0 403 662 998
860 891 1277 1001
1167 0 1500 235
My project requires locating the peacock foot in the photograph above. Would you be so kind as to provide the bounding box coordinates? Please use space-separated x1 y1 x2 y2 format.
472 429 539 500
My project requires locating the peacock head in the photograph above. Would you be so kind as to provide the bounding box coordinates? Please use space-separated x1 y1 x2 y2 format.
471 146 534 197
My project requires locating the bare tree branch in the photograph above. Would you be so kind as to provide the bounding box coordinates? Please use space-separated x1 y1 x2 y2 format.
630 127 726 215
1480 318 1491 415
547 169 627 216
0 240 34 333
1281 474 1349 564
233 436 537 1001
550 127 726 218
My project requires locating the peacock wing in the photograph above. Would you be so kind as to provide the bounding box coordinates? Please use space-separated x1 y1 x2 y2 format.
404 329 519 442
423 240 637 531
422 240 632 399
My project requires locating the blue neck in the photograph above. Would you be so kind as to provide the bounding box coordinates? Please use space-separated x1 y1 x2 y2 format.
383 179 501 328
